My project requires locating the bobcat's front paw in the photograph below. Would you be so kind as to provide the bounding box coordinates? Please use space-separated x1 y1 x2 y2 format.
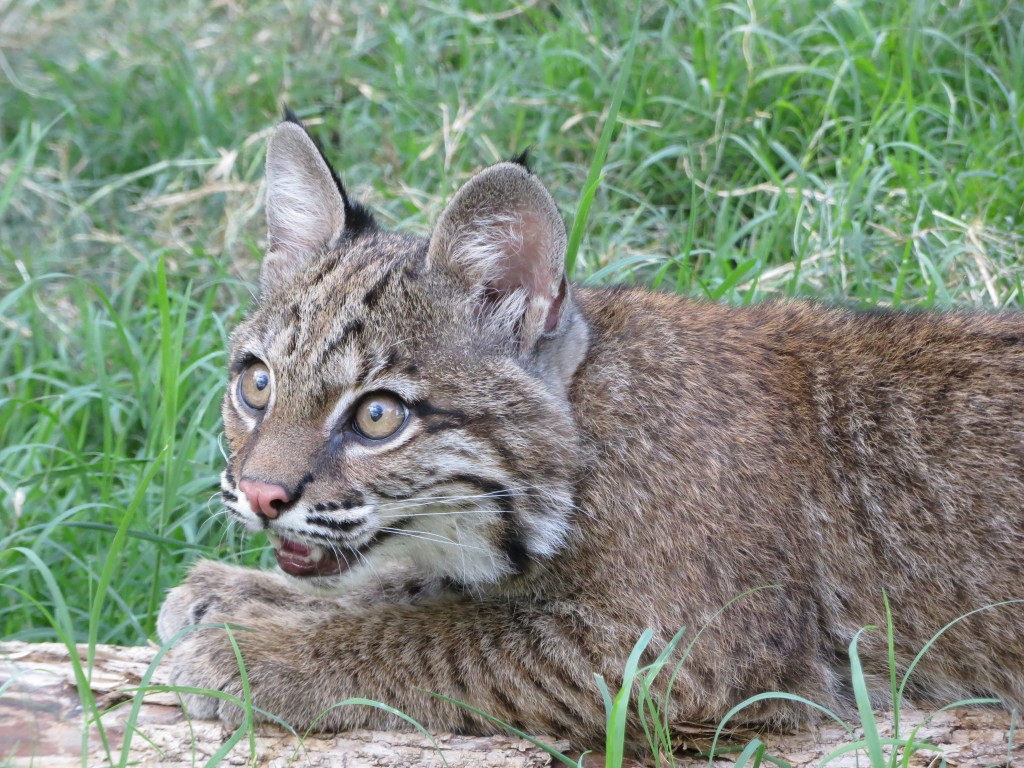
157 560 284 723
156 559 425 727
163 626 245 722
157 579 221 643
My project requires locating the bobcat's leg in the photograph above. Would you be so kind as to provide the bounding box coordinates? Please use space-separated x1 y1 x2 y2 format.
158 560 611 740
158 561 834 745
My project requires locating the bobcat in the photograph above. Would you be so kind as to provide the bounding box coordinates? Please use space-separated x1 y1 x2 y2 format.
158 113 1024 745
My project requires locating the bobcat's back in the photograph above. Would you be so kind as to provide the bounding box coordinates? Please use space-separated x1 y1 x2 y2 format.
567 290 1024 707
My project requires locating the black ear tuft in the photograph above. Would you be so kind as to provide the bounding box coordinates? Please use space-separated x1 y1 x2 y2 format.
509 148 532 172
276 106 376 234
342 194 376 234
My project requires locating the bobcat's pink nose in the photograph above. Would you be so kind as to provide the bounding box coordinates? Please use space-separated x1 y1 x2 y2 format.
238 479 290 519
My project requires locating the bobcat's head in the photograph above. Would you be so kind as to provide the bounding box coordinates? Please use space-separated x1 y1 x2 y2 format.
220 114 589 591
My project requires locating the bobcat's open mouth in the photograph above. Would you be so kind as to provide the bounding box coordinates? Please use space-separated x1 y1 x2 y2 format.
267 532 348 577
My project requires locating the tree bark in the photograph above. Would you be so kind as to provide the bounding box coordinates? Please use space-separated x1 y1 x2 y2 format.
0 641 1018 767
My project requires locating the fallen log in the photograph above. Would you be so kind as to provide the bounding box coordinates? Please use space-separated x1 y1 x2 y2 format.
0 641 1018 767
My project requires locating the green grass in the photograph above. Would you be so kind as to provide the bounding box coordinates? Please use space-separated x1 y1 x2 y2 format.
1 0 1022 764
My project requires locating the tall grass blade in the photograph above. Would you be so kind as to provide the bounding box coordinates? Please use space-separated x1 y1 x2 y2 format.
86 449 165 671
307 698 454 768
897 600 1024 704
564 7 640 278
426 692 579 767
710 691 852 765
603 627 654 768
732 738 768 767
5 548 113 763
223 625 257 762
849 626 886 767
883 591 899 765
0 113 65 219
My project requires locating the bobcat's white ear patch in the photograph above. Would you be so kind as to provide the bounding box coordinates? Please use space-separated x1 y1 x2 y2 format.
262 122 347 293
427 163 569 353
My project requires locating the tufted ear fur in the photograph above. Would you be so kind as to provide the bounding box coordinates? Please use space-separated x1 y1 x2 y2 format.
427 162 571 356
261 119 347 296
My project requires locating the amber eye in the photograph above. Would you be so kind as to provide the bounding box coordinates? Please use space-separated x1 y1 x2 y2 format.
352 393 408 440
239 362 272 411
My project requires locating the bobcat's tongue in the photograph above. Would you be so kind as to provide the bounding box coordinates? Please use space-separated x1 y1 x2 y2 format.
270 534 346 577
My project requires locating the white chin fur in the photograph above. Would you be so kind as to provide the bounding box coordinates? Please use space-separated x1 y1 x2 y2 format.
281 527 514 595
282 555 396 595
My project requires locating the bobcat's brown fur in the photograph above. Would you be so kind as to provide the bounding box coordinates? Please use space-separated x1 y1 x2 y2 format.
158 115 1024 745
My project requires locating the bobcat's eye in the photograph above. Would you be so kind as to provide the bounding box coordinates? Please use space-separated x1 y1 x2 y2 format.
352 393 408 440
239 362 272 411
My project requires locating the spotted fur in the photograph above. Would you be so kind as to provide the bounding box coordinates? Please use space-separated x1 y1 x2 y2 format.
158 116 1024 747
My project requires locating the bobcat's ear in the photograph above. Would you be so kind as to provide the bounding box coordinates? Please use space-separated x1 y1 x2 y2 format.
427 162 569 354
261 119 347 295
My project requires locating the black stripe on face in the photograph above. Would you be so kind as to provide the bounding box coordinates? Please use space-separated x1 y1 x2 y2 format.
410 400 468 423
278 473 315 510
334 317 366 345
311 495 366 513
305 526 404 556
310 252 343 286
372 473 514 513
394 399 469 436
312 489 365 511
501 531 530 574
341 490 365 509
318 317 366 366
307 514 364 532
447 474 512 509
361 268 395 311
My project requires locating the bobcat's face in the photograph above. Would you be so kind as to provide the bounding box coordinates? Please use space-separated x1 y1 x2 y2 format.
219 122 588 591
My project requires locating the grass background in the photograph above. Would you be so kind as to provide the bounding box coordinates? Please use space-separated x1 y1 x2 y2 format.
1 0 1022 683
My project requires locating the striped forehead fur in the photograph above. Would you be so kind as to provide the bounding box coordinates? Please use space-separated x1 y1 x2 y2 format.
255 236 423 367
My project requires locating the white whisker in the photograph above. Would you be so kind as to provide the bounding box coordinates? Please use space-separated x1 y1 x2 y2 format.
378 508 499 520
373 484 556 513
379 527 490 554
373 481 587 520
